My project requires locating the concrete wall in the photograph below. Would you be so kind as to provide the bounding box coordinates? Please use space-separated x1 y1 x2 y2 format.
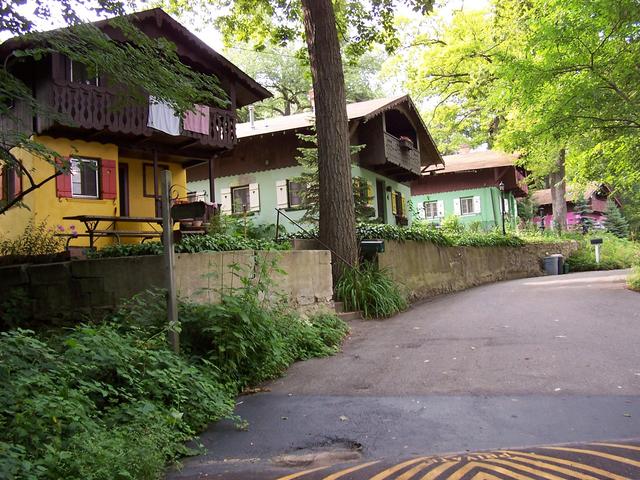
378 240 578 300
0 250 333 321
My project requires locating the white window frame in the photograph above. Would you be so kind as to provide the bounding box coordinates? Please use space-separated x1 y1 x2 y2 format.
70 158 99 199
460 196 475 215
424 201 438 219
231 184 250 214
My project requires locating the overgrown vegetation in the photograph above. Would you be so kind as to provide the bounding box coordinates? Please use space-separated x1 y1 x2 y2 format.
627 267 640 292
0 219 64 256
291 222 526 248
335 262 407 319
0 258 348 479
564 233 640 272
90 233 289 258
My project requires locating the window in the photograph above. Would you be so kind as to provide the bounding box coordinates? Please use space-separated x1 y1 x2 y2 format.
143 163 170 197
70 158 99 198
287 180 304 208
231 185 250 214
70 60 99 86
460 196 474 215
424 201 438 219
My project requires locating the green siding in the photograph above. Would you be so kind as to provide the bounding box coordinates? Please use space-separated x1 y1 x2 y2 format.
188 165 411 233
411 187 517 230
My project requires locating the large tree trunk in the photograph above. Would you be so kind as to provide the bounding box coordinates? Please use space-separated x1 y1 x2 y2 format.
549 148 567 232
301 0 358 280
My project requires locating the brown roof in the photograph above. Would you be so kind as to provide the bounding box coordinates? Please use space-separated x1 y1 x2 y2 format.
1 8 271 108
237 95 443 168
238 95 416 138
423 150 518 174
531 183 603 206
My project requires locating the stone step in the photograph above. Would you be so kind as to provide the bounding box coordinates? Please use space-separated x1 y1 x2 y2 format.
338 310 363 321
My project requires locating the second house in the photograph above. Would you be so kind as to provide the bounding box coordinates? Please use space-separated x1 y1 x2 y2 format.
187 95 443 231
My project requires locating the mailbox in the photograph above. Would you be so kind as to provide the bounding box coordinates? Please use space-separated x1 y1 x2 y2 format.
360 240 385 254
590 238 603 245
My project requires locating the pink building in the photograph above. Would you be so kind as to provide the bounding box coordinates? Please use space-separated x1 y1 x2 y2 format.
531 183 620 229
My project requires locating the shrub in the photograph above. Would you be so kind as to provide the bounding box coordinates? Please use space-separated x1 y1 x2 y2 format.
440 215 464 234
91 233 290 258
627 267 640 292
0 219 64 256
335 262 408 319
565 233 640 272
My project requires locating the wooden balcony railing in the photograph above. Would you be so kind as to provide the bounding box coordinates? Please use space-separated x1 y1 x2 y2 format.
40 82 236 149
383 132 421 175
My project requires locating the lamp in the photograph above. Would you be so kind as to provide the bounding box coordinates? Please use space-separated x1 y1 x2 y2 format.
498 181 506 235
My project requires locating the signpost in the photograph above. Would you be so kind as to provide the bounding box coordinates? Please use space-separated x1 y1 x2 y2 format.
590 238 603 265
161 170 179 353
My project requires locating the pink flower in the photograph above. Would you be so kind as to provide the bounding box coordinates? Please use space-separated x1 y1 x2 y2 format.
69 225 76 230
57 225 65 232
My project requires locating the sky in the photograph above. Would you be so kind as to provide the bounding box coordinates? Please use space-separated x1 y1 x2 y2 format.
3 0 491 50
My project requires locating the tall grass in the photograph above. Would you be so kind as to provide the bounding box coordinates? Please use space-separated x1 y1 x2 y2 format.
335 262 407 319
627 267 640 292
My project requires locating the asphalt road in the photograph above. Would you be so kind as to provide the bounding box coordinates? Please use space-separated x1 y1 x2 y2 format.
168 270 640 479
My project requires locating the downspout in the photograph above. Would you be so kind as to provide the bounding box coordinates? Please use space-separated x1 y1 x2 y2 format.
489 187 498 229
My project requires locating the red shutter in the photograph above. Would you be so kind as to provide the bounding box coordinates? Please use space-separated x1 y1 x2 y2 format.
12 169 22 198
55 157 72 198
101 159 117 199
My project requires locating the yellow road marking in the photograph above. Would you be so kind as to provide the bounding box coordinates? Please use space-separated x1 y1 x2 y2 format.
471 474 505 480
439 461 537 480
321 460 380 480
502 450 628 480
368 457 430 480
501 454 611 480
395 462 431 480
418 461 459 480
276 465 331 480
487 458 586 480
540 446 640 468
591 442 640 452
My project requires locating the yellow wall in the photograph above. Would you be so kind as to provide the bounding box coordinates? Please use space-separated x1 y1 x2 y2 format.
0 136 187 248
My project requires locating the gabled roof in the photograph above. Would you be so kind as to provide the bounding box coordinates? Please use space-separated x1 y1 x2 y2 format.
238 95 421 138
0 8 271 108
423 150 519 174
531 183 610 206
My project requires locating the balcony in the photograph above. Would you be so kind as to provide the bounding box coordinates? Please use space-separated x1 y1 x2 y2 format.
383 132 421 178
36 82 236 157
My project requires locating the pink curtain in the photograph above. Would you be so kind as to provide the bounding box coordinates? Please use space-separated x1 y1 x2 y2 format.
183 105 210 135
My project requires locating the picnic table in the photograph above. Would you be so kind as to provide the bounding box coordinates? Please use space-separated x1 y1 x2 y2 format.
62 215 164 249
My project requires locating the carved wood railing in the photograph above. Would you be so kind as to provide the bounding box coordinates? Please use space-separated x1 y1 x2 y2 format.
383 132 421 175
43 82 236 149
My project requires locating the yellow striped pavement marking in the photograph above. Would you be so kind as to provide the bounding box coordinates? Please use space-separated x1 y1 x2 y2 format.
418 461 459 480
472 474 506 480
395 462 431 480
368 457 430 480
276 465 331 480
321 460 380 480
500 454 615 480
590 442 640 452
540 446 640 468
443 461 538 480
502 450 628 480
487 458 589 480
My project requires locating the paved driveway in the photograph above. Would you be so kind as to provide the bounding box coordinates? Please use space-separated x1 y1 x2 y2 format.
169 270 640 478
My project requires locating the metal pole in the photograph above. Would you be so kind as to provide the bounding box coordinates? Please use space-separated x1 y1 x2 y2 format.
161 169 179 353
500 191 506 235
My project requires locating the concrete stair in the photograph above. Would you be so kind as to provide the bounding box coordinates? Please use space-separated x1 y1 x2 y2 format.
334 301 363 321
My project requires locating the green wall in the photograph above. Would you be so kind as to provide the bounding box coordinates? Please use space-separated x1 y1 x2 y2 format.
188 165 412 234
411 186 517 230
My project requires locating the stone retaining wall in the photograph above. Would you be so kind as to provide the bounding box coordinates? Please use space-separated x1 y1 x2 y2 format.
0 250 333 321
378 240 578 300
